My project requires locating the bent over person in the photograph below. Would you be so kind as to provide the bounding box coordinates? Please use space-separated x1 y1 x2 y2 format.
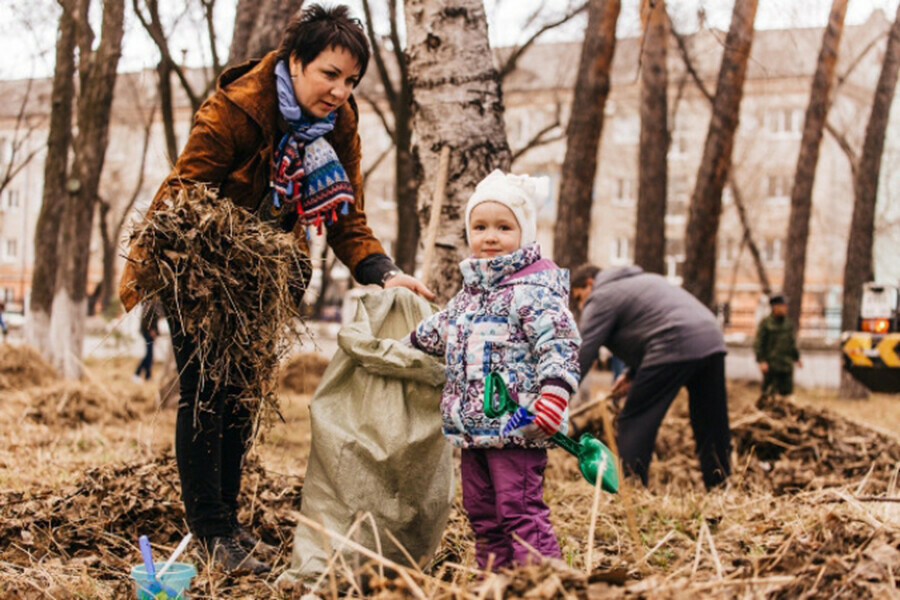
571 264 731 489
119 5 432 574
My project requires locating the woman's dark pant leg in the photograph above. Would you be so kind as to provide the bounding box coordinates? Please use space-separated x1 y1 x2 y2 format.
685 352 731 489
170 321 237 538
221 387 254 525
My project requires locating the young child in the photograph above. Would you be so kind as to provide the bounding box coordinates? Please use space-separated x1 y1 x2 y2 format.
408 169 581 571
754 293 802 397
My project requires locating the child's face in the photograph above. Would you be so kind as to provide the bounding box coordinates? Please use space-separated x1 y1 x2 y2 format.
469 201 522 259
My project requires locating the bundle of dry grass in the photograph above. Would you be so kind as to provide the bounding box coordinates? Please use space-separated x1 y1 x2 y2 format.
278 352 330 394
0 344 57 390
128 185 311 415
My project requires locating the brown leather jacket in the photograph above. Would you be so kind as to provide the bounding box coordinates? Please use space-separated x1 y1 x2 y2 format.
118 51 386 312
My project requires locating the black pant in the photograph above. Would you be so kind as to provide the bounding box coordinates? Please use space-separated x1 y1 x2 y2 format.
170 318 254 538
135 332 155 379
617 352 731 489
763 369 793 396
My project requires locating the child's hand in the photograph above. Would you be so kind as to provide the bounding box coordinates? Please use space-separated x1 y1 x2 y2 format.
533 390 567 438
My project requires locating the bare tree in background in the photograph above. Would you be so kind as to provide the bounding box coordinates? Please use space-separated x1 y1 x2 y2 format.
671 22 770 295
552 0 621 271
228 0 304 65
0 79 44 202
47 0 126 378
783 0 849 330
27 0 77 355
358 1 584 274
633 0 668 275
840 3 900 397
682 0 758 308
404 0 511 303
94 89 158 315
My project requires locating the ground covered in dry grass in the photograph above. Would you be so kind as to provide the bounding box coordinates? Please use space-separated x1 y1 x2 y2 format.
2 343 900 598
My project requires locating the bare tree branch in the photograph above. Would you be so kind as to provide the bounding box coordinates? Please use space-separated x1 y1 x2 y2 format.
358 90 394 139
669 19 714 103
387 0 408 91
360 0 397 107
728 176 772 295
0 78 43 194
363 141 395 186
499 2 588 80
825 119 859 178
200 0 221 76
837 30 888 87
511 103 564 164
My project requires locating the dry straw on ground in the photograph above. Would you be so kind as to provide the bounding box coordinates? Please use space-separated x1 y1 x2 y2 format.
3 375 900 598
279 352 331 395
128 184 312 418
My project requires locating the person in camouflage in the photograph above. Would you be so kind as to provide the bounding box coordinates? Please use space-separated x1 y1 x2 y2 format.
754 294 802 396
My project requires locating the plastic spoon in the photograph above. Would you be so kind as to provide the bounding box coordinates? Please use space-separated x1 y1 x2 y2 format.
138 535 179 598
156 533 192 578
483 371 619 492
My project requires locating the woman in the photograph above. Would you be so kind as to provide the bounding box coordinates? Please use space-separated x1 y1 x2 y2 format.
119 5 432 574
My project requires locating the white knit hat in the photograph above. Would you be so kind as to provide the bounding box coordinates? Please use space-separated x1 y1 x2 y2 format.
465 169 540 248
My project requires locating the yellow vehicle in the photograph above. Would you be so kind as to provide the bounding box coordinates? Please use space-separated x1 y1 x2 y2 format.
842 282 900 393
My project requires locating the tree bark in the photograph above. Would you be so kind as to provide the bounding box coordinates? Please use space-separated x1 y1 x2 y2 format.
27 0 76 358
682 0 759 308
404 0 512 303
784 0 848 330
841 3 900 334
552 0 621 271
229 0 305 65
50 0 125 378
633 0 668 275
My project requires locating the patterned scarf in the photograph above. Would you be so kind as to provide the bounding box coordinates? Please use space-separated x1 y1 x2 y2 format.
270 60 354 235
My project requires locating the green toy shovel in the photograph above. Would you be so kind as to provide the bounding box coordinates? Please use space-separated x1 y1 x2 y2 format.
483 372 619 493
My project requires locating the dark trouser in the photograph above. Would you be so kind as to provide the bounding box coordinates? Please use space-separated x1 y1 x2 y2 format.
460 448 561 571
170 319 253 538
763 369 793 396
134 332 154 379
618 352 731 490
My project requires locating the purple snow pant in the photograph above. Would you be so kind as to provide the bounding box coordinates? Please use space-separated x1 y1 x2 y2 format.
460 447 561 571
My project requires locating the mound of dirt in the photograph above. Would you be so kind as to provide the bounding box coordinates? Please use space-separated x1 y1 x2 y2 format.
278 352 330 394
0 344 57 390
23 381 158 426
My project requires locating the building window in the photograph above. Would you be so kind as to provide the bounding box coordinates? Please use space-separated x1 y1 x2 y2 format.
612 115 639 144
613 178 635 205
611 237 632 265
666 176 689 224
6 189 19 209
669 132 689 158
764 108 803 136
763 238 784 265
766 175 790 201
3 238 17 262
719 237 738 263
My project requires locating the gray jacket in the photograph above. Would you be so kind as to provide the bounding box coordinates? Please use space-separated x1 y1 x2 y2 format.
578 266 726 378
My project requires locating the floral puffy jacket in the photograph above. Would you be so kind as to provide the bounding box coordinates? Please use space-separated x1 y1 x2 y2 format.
411 244 581 449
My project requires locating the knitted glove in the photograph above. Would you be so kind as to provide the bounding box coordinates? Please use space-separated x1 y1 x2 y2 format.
532 384 569 438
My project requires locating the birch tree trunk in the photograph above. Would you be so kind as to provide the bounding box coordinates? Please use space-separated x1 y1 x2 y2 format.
404 0 511 304
633 0 668 275
27 0 76 360
552 0 621 270
50 0 125 378
682 0 758 308
784 0 848 330
841 4 900 337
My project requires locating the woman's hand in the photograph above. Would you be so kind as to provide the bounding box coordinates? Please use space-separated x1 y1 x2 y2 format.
384 273 436 301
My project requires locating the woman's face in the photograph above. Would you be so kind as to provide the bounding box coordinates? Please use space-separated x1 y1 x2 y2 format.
290 45 361 119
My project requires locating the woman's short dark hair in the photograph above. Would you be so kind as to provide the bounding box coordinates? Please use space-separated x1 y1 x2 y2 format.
277 4 370 83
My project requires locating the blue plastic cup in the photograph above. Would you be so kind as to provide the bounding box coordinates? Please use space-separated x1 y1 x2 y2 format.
130 562 196 599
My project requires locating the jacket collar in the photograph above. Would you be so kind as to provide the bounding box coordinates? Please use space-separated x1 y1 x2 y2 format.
460 243 541 289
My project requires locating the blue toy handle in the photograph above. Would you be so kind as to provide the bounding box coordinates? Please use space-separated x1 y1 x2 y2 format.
139 535 156 579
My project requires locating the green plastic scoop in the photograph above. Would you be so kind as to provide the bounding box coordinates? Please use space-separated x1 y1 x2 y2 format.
483 372 619 493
